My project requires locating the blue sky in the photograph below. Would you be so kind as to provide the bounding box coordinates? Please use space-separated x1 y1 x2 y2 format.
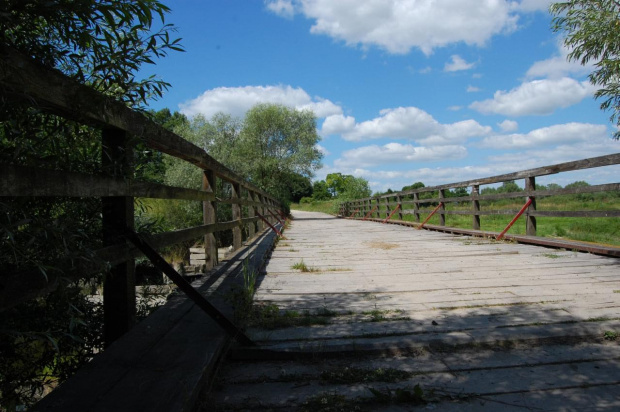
146 0 620 192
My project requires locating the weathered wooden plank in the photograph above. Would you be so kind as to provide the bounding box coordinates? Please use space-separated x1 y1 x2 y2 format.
0 45 277 202
0 163 215 201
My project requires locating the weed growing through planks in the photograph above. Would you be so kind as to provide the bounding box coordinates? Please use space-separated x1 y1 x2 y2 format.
291 259 319 272
362 309 409 322
321 367 411 384
613 290 620 294
300 392 365 412
604 331 618 341
541 253 562 259
248 303 337 330
228 258 257 323
368 384 428 405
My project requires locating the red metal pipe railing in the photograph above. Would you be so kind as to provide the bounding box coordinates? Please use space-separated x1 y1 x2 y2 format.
257 211 283 237
419 202 443 229
496 197 534 240
382 204 401 223
348 208 360 218
363 206 378 221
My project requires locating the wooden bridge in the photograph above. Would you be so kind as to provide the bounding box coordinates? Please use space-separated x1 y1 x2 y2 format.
209 210 620 411
1 46 619 411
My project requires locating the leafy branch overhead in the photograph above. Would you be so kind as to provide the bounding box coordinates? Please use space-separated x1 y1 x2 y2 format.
551 0 620 138
0 0 184 107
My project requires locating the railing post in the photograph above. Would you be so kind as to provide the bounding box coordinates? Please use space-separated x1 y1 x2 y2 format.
258 194 265 231
472 185 481 230
101 128 135 347
375 197 380 219
439 189 446 226
247 189 256 239
232 182 242 250
397 195 403 220
413 192 420 222
525 177 537 236
203 170 218 270
384 196 390 220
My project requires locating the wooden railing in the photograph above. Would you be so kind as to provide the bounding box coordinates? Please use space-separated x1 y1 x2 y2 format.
0 46 284 344
340 154 620 254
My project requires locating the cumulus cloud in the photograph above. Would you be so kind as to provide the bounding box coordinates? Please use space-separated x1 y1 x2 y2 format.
445 55 476 72
321 106 491 143
334 143 467 168
497 119 518 132
179 85 343 119
480 123 607 150
526 41 593 79
265 0 521 55
469 77 596 116
315 144 330 156
265 0 296 18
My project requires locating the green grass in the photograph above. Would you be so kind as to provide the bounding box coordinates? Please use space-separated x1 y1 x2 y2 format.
248 303 338 329
292 259 320 272
293 193 620 247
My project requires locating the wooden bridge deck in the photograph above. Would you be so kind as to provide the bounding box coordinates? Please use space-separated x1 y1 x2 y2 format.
208 210 620 411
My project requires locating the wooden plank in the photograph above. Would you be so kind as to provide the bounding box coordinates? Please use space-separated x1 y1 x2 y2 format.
0 163 215 201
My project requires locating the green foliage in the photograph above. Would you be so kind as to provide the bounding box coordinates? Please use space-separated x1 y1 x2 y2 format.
240 104 323 200
0 1 183 407
402 181 425 191
324 173 372 200
312 180 332 200
0 0 184 106
551 0 620 138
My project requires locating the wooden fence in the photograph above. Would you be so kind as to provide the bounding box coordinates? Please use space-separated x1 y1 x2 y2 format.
0 46 283 345
340 153 620 254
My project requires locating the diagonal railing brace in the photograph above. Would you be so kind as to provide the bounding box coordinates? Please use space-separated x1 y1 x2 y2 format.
363 206 378 221
348 208 360 218
256 211 284 237
382 204 401 223
124 228 256 347
496 197 534 241
419 202 444 229
268 209 284 226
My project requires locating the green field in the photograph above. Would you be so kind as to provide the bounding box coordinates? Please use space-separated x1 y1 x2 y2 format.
292 194 620 247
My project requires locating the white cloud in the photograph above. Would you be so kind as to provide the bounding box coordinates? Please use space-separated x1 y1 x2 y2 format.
480 123 607 149
445 55 476 72
322 106 491 143
467 85 481 92
179 85 343 119
526 41 593 79
265 0 520 55
335 143 467 168
497 119 518 132
469 77 596 116
513 0 554 12
265 0 296 18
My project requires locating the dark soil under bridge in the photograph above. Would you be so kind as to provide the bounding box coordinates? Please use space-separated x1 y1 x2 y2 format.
207 210 620 411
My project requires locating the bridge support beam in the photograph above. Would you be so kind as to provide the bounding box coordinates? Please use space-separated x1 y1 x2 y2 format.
203 170 218 270
101 128 135 346
525 177 537 236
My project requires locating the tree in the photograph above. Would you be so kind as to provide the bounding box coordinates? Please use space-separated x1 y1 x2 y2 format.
239 104 323 200
312 180 331 200
402 182 425 191
551 1 620 138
